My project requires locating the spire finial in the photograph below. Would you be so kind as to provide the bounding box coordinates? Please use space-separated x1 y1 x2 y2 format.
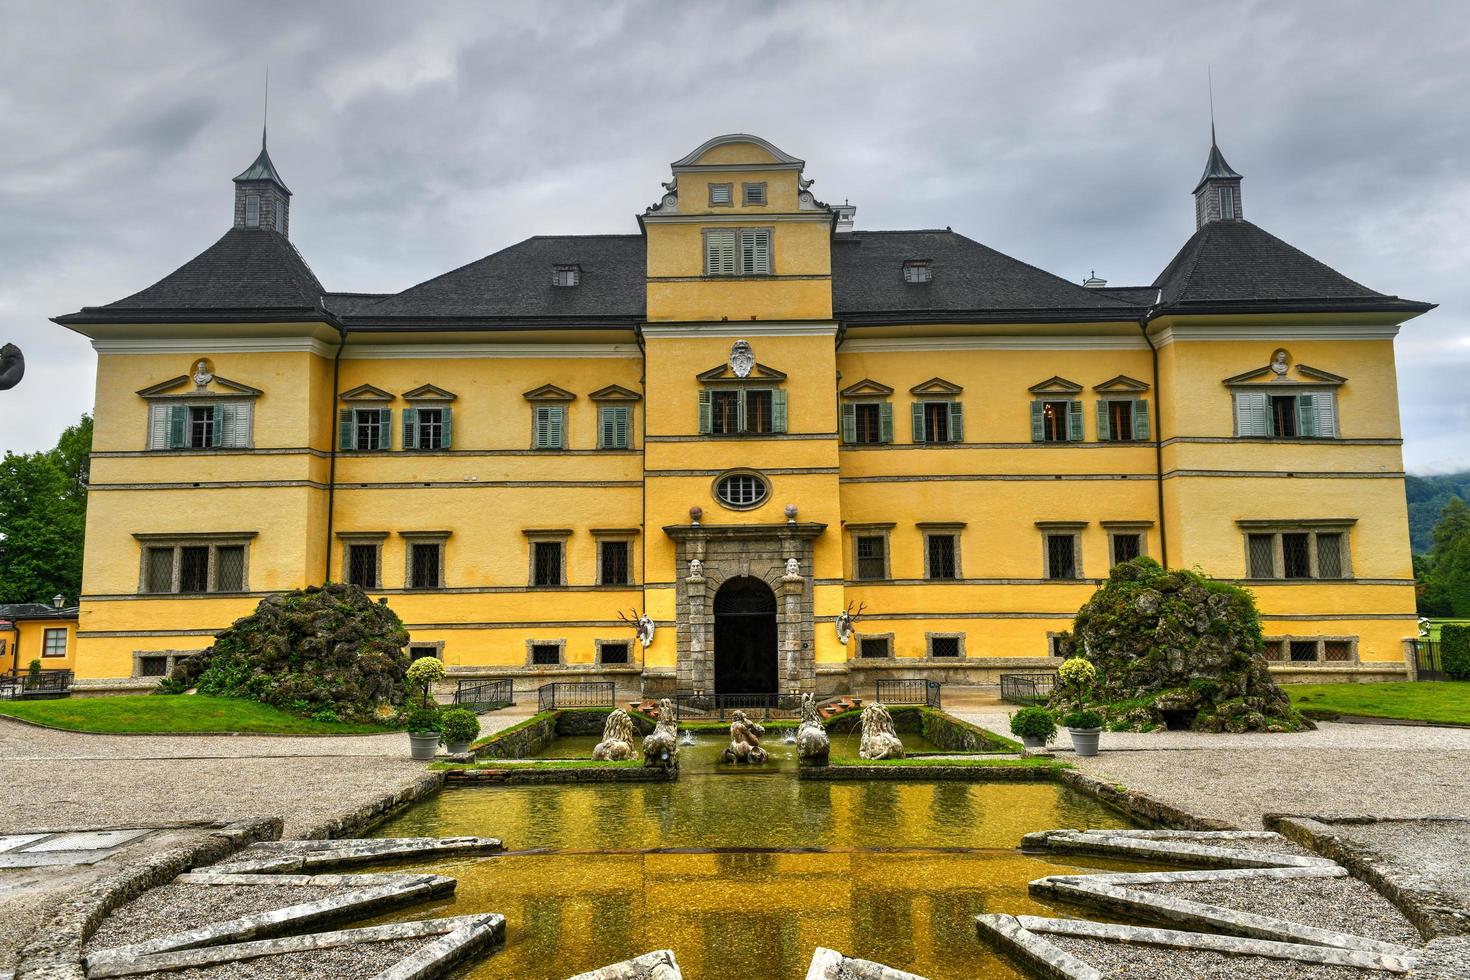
1208 65 1216 147
261 66 269 151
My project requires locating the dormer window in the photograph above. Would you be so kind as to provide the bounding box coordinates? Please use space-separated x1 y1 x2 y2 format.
552 264 581 287
709 183 733 207
743 182 767 205
902 259 932 284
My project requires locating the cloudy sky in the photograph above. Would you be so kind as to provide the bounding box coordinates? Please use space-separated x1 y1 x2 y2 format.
2 0 1466 470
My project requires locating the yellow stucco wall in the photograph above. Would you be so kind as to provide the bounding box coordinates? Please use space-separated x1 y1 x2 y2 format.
4 619 76 673
63 139 1422 687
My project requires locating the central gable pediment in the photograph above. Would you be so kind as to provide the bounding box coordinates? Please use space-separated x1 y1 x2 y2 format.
697 362 788 384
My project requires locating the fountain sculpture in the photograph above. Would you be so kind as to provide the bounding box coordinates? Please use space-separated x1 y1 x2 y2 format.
795 693 830 766
721 710 768 764
642 698 680 769
858 702 905 760
592 708 638 761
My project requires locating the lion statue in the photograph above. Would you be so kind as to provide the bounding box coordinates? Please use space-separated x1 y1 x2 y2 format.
795 693 830 766
592 708 637 761
642 698 680 769
721 709 768 764
858 702 904 760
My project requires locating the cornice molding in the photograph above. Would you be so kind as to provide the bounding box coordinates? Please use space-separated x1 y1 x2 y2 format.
342 343 639 359
1154 323 1401 345
93 337 337 356
838 335 1149 352
641 322 837 339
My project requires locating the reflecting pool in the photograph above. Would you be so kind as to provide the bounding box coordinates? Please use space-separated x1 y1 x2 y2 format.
371 732 1138 978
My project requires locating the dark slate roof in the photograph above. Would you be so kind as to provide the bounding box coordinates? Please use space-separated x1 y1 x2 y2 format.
1194 141 1242 192
832 230 1141 321
352 235 646 322
62 229 325 320
323 292 393 316
234 143 291 194
1091 285 1160 305
1151 219 1431 313
0 603 79 621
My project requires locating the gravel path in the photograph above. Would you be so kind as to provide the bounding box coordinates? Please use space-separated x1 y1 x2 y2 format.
0 705 534 839
1142 875 1422 947
1044 935 1396 979
87 883 343 950
1329 819 1470 924
124 939 424 980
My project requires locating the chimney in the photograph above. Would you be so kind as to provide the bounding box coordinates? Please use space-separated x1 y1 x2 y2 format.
833 202 856 233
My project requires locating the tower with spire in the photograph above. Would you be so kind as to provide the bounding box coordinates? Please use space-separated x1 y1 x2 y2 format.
232 91 291 236
1193 122 1243 230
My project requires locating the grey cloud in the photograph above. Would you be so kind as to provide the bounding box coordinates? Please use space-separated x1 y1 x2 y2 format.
0 0 1464 471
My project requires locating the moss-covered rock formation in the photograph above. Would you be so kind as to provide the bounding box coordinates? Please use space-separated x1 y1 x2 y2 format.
1050 558 1311 733
160 582 410 723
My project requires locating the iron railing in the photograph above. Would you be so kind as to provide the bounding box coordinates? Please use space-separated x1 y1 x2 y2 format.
999 673 1057 705
453 678 514 710
669 692 804 722
1 669 73 701
1411 639 1447 681
537 681 616 713
875 678 942 709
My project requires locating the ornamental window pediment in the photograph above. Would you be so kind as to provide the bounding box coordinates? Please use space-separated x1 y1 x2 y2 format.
1092 375 1151 394
840 378 895 399
339 383 394 402
401 383 457 402
138 360 260 450
1226 350 1343 438
1026 376 1083 396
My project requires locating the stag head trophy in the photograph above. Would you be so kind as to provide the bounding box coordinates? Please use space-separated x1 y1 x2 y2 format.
617 608 656 648
835 600 865 645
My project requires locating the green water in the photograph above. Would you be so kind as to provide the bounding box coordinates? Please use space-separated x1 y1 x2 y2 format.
372 731 1138 979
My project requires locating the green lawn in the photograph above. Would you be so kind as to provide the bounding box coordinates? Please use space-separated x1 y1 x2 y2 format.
0 695 398 735
1288 682 1470 726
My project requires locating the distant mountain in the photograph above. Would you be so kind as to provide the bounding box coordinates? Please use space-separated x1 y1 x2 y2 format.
1406 472 1470 553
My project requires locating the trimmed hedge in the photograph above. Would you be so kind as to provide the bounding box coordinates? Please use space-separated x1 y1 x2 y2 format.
1442 623 1470 680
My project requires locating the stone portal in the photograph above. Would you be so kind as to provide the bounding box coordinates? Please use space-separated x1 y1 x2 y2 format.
713 577 778 694
664 521 826 695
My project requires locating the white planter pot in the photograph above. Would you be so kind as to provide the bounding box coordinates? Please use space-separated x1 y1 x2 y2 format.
444 741 471 755
1068 727 1102 757
1019 735 1050 750
409 732 440 760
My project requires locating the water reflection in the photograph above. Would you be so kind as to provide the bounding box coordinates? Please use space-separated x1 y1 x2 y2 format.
371 755 1137 978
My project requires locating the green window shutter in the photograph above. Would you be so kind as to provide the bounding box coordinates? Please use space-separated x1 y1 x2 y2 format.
879 402 894 443
212 405 230 447
1314 392 1336 438
1296 394 1318 437
598 406 612 448
377 408 393 449
533 407 548 448
771 389 788 433
1235 392 1269 436
697 389 712 435
402 408 418 451
614 406 629 448
911 402 925 443
1066 400 1084 441
947 401 964 442
1096 400 1112 441
1029 401 1045 442
338 409 354 450
1132 399 1150 441
441 407 453 448
841 403 856 443
168 405 188 448
548 406 566 448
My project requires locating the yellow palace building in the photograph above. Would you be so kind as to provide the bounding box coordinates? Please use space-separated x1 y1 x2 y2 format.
55 132 1433 695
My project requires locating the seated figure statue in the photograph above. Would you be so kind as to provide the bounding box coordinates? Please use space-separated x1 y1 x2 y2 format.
592 708 637 761
721 709 768 764
642 698 680 769
858 702 905 760
795 692 830 766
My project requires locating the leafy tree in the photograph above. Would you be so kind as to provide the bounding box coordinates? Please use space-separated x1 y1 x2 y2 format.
1419 496 1470 617
0 415 91 604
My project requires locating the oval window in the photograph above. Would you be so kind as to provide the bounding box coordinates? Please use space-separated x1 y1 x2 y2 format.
714 472 768 510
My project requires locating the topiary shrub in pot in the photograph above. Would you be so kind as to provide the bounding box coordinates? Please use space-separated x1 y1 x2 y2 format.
405 705 442 760
438 707 480 755
1009 706 1057 750
1441 624 1470 681
1058 658 1103 756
